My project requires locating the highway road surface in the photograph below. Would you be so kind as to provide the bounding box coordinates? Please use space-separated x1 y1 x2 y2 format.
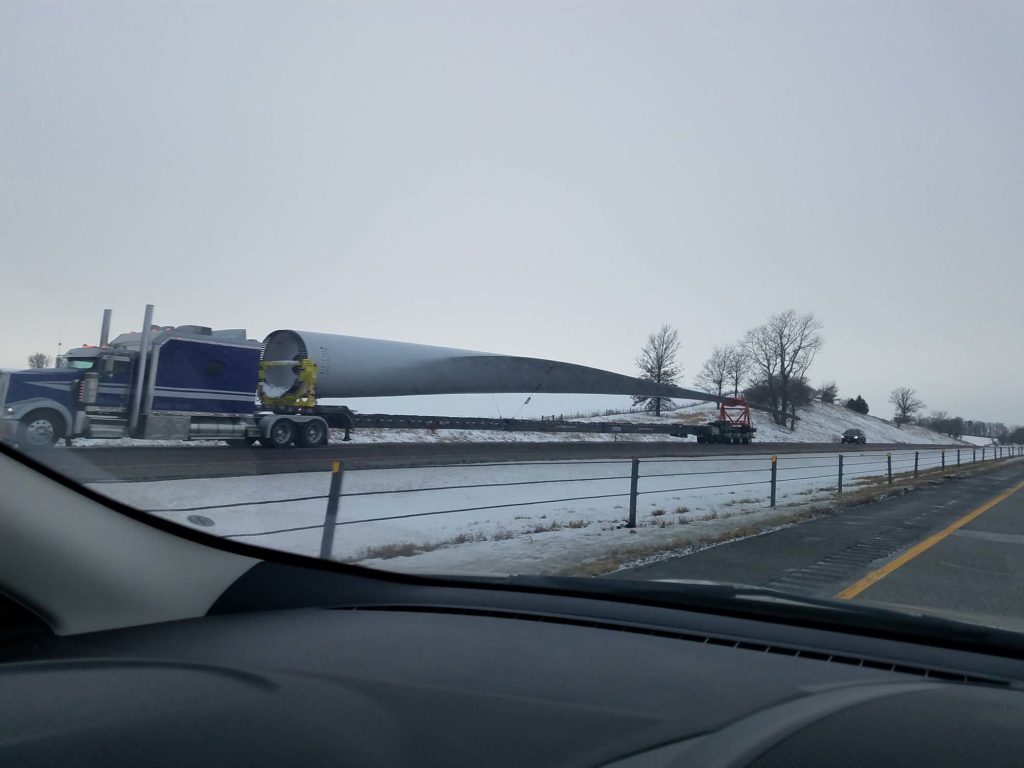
617 459 1024 632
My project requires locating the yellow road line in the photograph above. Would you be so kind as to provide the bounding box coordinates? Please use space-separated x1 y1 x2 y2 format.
835 479 1024 600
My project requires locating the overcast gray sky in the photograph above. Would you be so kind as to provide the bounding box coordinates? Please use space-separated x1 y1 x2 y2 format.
3 1 1022 424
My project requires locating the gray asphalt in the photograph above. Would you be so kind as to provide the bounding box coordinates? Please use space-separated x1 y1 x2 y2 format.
41 440 950 482
853 469 1024 630
616 460 1024 631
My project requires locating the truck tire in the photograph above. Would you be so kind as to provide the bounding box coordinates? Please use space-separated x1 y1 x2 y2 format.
265 419 295 449
295 419 328 448
18 410 63 449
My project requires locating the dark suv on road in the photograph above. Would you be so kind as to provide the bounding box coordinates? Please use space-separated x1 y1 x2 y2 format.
841 428 866 444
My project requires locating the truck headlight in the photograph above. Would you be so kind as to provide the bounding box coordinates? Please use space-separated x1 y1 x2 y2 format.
4 407 13 414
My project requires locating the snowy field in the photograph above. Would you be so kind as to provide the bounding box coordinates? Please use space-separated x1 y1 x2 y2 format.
88 446 979 576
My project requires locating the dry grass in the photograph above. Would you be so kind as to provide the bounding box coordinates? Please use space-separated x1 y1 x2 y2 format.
723 497 759 506
796 485 834 497
448 531 488 545
350 529 487 561
530 521 563 533
562 508 828 578
351 541 421 560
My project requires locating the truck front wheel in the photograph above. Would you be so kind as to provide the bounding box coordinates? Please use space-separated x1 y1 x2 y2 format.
265 419 295 449
18 411 63 449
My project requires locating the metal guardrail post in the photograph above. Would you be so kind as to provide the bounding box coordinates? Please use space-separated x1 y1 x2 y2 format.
957 449 960 469
627 458 639 528
319 461 344 559
837 454 843 495
887 453 892 484
941 450 945 472
770 455 777 507
973 448 977 463
982 447 986 462
914 451 919 478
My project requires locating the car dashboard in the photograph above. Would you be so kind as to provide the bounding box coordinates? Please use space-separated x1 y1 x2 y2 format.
4 559 1024 768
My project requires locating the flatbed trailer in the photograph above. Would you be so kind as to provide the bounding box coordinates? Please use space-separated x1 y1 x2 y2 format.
327 405 756 444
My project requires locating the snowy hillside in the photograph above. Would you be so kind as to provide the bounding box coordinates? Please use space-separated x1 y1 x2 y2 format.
573 402 961 446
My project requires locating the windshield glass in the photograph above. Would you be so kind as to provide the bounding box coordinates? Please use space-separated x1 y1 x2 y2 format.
2 2 1023 636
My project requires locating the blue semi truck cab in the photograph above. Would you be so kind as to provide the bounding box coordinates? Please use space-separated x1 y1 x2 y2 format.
0 320 340 449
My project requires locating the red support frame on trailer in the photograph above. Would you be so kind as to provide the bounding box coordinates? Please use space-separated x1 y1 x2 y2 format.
718 398 752 427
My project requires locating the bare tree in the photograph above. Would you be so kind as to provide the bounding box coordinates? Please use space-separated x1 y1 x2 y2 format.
27 353 51 369
741 310 824 425
725 346 751 398
889 387 925 428
817 381 838 404
632 324 681 417
694 346 730 398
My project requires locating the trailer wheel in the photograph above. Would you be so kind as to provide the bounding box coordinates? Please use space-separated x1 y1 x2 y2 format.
265 419 295 449
295 419 328 448
18 410 63 449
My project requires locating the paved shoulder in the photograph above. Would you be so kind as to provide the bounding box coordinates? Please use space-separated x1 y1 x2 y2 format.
615 463 1024 632
839 471 1024 629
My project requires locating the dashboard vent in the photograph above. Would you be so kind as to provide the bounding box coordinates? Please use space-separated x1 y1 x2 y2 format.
339 604 1011 688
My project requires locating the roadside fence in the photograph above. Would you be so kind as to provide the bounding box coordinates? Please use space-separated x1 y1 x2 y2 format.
150 445 1024 558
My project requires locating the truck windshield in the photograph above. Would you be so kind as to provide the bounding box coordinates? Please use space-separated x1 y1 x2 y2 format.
63 359 95 370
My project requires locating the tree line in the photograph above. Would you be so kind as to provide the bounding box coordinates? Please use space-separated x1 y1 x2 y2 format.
634 309 825 427
632 312 1021 441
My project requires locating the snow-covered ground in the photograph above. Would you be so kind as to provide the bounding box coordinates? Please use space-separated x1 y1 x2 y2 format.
570 401 962 446
959 435 998 447
89 446 975 576
68 401 962 448
320 401 961 446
